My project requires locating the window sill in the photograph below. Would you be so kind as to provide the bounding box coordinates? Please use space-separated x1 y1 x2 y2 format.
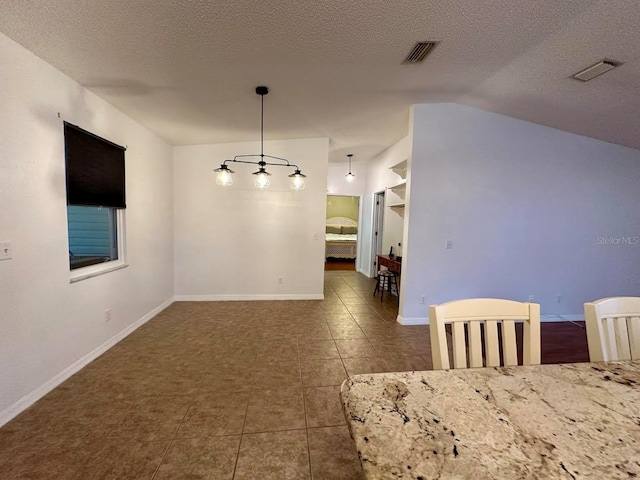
70 261 129 283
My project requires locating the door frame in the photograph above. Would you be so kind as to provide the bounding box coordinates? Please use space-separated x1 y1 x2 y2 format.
324 194 362 270
371 190 385 275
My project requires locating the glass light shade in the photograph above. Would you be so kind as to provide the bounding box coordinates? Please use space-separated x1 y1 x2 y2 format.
288 169 306 190
345 154 355 183
253 169 271 189
214 165 234 186
216 169 233 186
290 174 305 190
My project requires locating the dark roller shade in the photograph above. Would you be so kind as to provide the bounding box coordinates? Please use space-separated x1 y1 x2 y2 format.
64 122 126 208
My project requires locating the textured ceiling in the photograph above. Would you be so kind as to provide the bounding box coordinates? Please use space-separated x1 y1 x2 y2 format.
1 0 639 163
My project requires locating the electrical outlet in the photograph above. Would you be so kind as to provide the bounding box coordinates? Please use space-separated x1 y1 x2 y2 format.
104 308 111 322
445 239 452 249
278 276 283 285
528 295 535 302
0 242 11 260
420 295 426 305
557 295 562 303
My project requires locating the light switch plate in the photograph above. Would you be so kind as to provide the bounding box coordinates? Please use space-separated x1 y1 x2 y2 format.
0 242 11 260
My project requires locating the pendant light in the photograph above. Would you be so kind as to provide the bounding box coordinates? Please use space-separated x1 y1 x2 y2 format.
345 154 355 183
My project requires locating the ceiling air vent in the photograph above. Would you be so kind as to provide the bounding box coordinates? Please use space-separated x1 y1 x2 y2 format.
572 60 621 82
403 41 439 64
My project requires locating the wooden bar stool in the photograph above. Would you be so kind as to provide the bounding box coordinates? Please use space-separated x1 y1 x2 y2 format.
373 270 399 303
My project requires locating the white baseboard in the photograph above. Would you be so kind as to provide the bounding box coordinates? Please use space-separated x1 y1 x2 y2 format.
0 297 174 428
355 266 374 278
395 314 584 326
541 314 585 322
173 294 324 301
396 315 429 325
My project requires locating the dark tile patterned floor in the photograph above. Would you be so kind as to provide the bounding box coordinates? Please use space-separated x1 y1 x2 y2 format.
0 271 589 479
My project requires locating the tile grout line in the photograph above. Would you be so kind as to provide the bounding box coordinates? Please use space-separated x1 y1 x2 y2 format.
149 437 176 480
230 321 265 480
298 334 314 480
336 288 388 376
149 387 198 480
333 288 356 382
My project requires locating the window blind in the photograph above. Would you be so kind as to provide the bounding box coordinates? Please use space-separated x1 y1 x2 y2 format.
64 122 126 208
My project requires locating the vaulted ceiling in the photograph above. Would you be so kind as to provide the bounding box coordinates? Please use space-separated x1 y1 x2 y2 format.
1 0 639 163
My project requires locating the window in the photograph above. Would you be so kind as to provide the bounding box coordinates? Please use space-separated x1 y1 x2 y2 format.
67 205 118 269
64 123 126 274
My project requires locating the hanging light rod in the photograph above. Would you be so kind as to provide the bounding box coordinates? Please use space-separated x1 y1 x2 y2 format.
214 86 307 190
345 154 355 183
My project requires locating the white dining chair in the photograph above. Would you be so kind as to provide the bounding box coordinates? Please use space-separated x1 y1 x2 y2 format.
584 297 640 362
429 298 541 370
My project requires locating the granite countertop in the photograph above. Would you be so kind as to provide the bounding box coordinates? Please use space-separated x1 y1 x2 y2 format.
341 362 640 479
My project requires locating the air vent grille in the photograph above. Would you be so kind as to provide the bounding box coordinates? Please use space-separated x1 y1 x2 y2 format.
403 41 439 64
573 60 621 82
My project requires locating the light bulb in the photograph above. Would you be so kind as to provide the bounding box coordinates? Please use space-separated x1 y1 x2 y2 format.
288 169 306 190
214 165 234 186
290 174 305 190
254 171 270 189
345 154 355 183
216 169 233 186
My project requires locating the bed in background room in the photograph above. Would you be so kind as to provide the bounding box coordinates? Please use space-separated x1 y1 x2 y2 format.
325 216 358 259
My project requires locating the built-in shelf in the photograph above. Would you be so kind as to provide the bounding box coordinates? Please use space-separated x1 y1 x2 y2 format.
388 160 407 217
389 203 405 215
387 180 406 215
389 159 408 180
387 181 406 196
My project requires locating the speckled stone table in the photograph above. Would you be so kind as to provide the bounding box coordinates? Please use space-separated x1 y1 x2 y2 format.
341 362 640 479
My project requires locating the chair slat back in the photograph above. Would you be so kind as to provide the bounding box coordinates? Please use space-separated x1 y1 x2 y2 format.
502 319 518 366
451 322 467 368
584 297 640 362
629 317 640 359
429 298 541 370
468 321 483 368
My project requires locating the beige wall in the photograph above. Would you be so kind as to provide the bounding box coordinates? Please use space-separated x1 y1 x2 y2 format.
326 195 359 221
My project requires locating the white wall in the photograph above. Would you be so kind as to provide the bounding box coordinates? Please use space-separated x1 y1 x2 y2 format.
0 33 174 425
173 138 329 299
327 162 366 197
360 137 412 278
400 103 640 323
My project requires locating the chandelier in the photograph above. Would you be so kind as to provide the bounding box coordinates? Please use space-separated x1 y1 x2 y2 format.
214 86 307 190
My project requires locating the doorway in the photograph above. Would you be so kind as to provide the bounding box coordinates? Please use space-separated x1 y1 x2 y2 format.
371 191 385 274
324 195 360 271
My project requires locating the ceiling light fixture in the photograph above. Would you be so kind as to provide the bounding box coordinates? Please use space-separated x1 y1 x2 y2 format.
345 154 355 183
214 86 307 190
